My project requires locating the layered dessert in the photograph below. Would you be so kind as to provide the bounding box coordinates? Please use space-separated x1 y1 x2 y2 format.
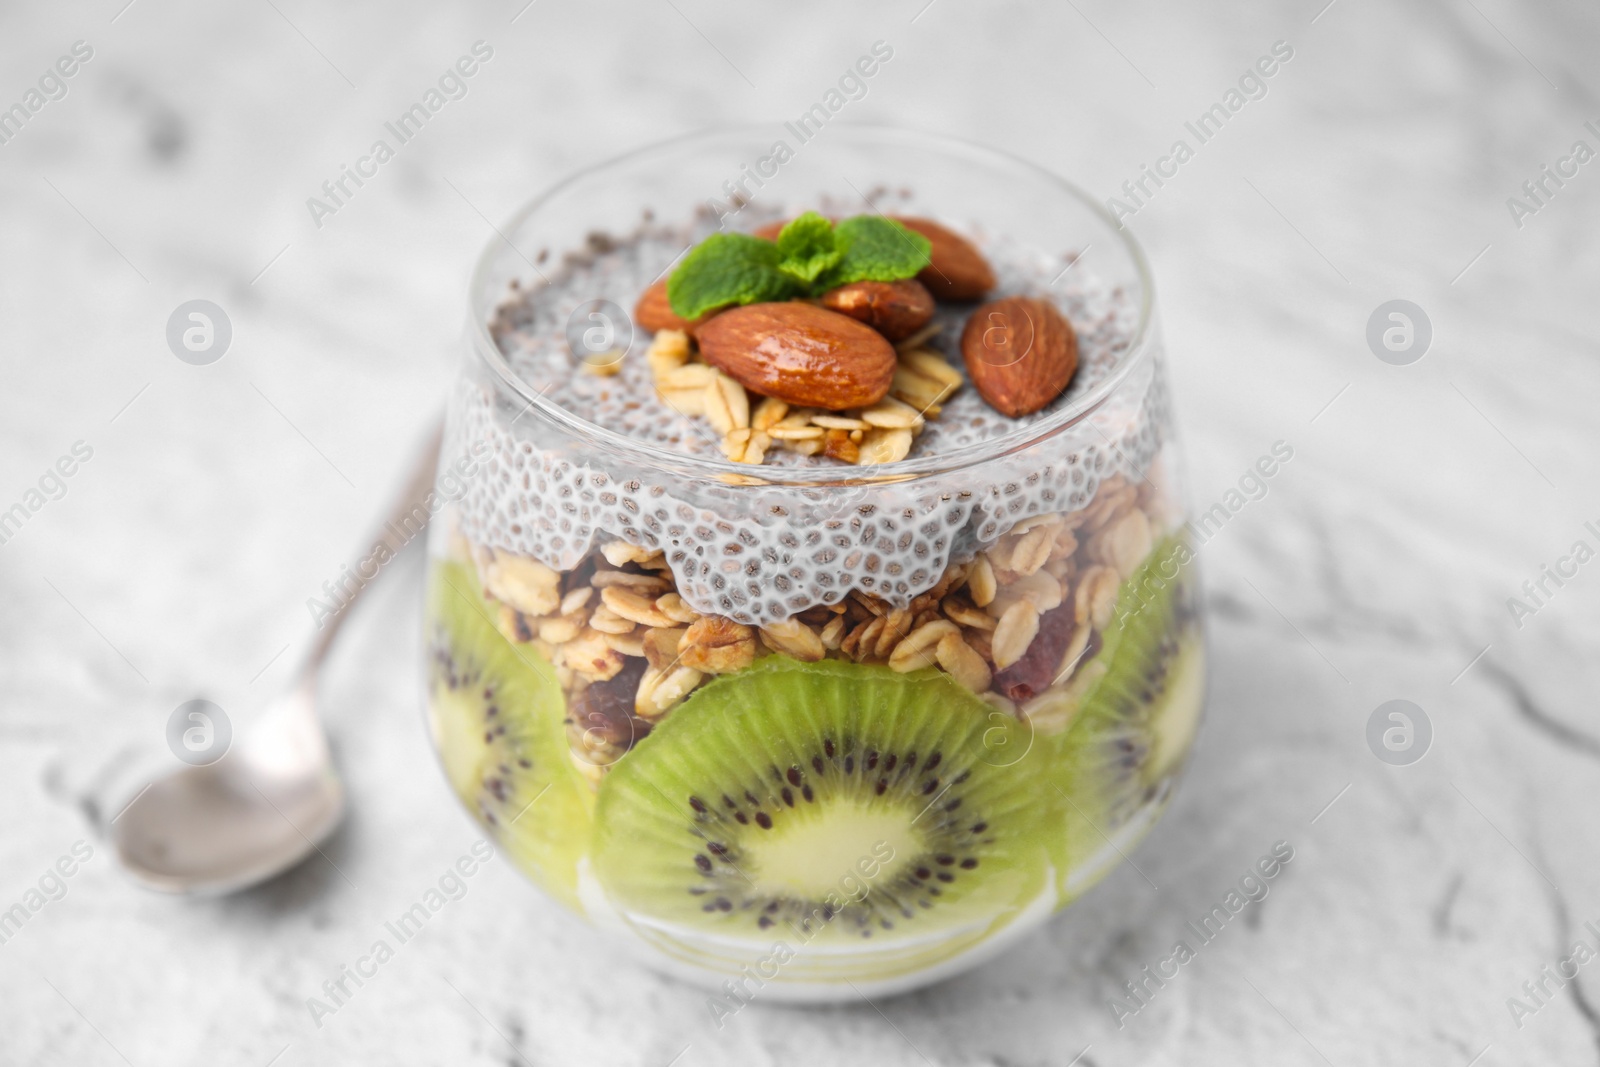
426 200 1203 995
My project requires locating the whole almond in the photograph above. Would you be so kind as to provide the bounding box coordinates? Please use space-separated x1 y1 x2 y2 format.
634 278 712 336
695 302 896 411
960 296 1079 417
820 279 936 341
893 217 996 301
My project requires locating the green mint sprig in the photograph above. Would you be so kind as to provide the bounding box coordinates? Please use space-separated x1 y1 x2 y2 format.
665 212 932 321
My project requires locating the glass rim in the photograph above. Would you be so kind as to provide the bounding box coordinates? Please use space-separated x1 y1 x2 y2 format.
465 122 1157 487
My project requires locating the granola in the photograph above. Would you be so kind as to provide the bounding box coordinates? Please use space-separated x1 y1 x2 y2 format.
469 467 1176 777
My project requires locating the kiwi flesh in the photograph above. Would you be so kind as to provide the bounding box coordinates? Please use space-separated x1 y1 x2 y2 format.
591 658 1052 944
1051 537 1205 854
427 559 593 910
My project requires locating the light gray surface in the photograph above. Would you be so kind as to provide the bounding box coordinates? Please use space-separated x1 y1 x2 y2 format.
3 1 1599 1064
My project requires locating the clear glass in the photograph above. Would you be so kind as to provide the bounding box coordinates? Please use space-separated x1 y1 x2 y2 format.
422 125 1204 1000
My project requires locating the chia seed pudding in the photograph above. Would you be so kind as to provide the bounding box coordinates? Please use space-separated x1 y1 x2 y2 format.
424 147 1204 998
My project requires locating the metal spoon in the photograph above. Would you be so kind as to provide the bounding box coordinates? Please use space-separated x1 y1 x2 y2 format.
113 425 441 894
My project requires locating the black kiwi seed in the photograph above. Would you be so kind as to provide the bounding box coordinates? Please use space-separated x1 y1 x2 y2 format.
883 753 897 772
824 738 835 757
924 752 942 772
802 784 814 802
781 788 794 807
786 767 803 786
755 812 772 829
812 756 825 774
866 750 879 770
689 796 707 813
695 854 712 872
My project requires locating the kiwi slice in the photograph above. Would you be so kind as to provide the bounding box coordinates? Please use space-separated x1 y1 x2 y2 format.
591 658 1052 944
1052 537 1205 859
426 560 593 910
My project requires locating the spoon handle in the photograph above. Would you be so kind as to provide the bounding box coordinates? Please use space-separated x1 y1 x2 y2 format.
300 420 443 675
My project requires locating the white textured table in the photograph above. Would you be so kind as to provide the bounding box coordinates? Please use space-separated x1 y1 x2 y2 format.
3 1 1598 1064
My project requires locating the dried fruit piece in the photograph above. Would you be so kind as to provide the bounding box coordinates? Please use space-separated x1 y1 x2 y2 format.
695 303 896 411
961 297 1079 417
819 279 936 342
992 602 1077 702
892 217 996 301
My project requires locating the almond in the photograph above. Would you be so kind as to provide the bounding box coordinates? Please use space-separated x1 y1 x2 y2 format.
634 278 712 336
695 302 896 411
960 296 1079 417
819 279 936 341
893 217 996 301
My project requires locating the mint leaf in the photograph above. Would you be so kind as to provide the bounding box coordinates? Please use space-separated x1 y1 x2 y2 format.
663 215 931 321
666 234 799 320
822 216 932 288
773 212 841 284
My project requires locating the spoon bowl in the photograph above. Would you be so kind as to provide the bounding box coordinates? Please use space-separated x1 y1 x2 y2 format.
111 427 439 895
113 686 345 894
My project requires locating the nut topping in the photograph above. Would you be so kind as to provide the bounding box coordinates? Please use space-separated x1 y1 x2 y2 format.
961 296 1079 417
892 217 996 301
695 302 897 411
820 279 936 341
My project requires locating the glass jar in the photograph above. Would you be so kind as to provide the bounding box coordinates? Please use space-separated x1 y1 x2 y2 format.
423 125 1203 1000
